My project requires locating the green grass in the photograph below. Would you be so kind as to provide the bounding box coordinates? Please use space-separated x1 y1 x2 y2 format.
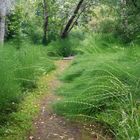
0 47 21 124
54 34 140 139
14 45 55 90
0 77 50 140
47 31 85 57
0 43 55 137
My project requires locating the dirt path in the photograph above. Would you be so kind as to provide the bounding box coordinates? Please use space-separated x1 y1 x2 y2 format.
28 58 95 140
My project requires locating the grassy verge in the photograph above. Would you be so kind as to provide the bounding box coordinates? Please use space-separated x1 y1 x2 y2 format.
0 43 55 139
54 33 140 139
0 74 52 140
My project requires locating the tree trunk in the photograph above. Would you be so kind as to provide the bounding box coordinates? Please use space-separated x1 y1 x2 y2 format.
42 0 48 45
0 3 6 45
61 0 84 39
120 0 128 31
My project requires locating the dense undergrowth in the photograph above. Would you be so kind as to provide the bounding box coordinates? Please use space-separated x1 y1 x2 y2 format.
54 34 140 139
0 43 55 132
47 31 85 57
0 33 140 139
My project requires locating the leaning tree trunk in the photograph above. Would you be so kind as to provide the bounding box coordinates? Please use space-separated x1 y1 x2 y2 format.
0 2 6 45
42 0 49 45
61 0 84 39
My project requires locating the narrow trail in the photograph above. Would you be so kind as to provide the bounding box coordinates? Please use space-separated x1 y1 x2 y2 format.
28 58 95 140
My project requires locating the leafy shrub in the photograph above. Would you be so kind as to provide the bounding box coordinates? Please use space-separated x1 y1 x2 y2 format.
47 39 73 57
47 32 85 57
114 22 140 44
114 1 140 43
6 5 23 42
97 19 116 33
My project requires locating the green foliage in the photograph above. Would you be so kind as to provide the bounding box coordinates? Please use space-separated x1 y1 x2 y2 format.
98 19 116 33
15 45 55 90
6 5 23 42
76 33 121 54
0 43 55 125
86 2 140 43
87 5 117 34
54 34 140 139
0 48 21 124
114 18 140 43
47 32 85 57
4 0 140 45
1 0 140 138
0 81 47 140
6 0 98 44
114 0 140 43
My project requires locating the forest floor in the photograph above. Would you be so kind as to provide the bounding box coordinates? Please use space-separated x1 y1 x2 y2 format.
28 58 96 140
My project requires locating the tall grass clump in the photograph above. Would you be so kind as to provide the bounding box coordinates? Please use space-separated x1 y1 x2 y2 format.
0 43 55 125
54 34 140 139
47 31 85 57
15 45 55 90
0 48 21 124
